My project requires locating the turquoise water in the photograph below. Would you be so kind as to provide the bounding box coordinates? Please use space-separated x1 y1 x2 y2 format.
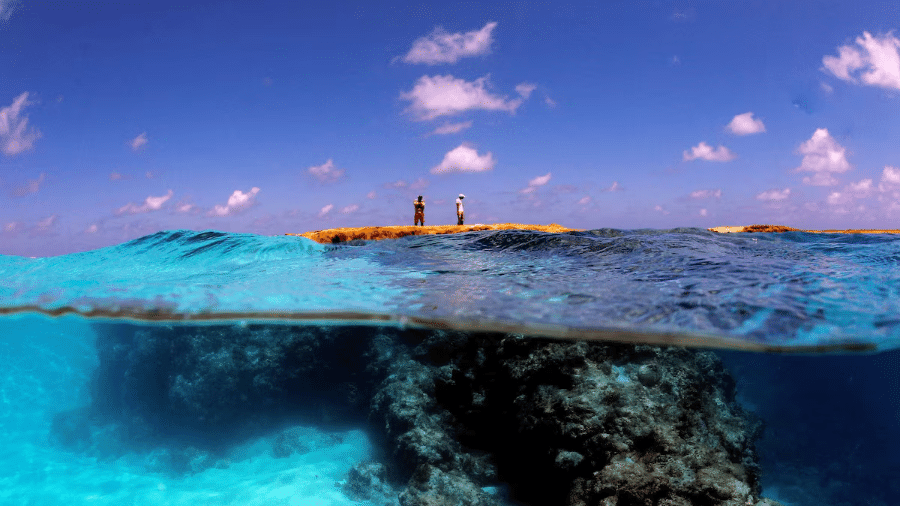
2 228 900 505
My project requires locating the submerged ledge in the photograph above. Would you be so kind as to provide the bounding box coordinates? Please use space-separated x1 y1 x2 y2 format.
289 223 580 244
709 224 900 234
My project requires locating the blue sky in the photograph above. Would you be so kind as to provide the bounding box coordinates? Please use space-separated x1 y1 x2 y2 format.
1 0 899 256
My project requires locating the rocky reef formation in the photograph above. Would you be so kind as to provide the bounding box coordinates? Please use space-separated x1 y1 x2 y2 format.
53 323 782 506
289 223 577 244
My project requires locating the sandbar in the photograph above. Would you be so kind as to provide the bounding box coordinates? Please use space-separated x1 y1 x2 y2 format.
709 224 900 234
289 223 579 244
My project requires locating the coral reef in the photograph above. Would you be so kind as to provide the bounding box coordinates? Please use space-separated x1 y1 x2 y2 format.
54 323 783 505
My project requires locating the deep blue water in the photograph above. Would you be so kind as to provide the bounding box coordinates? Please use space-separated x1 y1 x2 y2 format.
1 228 899 505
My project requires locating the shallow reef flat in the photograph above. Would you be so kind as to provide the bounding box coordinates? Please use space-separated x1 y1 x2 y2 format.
709 224 900 234
289 223 579 244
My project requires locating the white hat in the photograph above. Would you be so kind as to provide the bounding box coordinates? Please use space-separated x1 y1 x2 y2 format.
459 194 465 198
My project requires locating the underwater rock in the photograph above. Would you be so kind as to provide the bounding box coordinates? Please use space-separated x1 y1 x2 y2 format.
77 323 782 505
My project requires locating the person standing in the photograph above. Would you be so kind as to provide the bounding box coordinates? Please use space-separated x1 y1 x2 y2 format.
413 195 425 226
455 194 465 225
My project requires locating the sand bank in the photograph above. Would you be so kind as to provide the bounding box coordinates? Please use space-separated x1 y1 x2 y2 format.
289 223 579 244
709 224 900 234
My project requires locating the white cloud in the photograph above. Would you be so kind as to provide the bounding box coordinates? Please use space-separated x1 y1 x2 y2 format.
401 75 523 120
0 0 20 22
847 178 874 195
699 208 708 217
86 224 98 234
431 144 496 174
822 31 900 90
209 187 259 216
431 121 473 135
13 172 45 197
177 203 194 213
36 215 57 230
515 83 537 99
756 188 791 201
367 190 377 199
690 189 722 199
130 132 148 151
820 81 834 94
727 112 766 135
318 204 333 217
796 128 851 186
528 172 551 187
520 172 551 194
117 190 174 215
410 177 429 190
578 196 591 205
605 181 620 192
879 166 900 191
110 172 123 181
544 96 557 108
826 191 848 206
4 221 18 233
308 159 345 183
341 204 359 214
0 92 41 156
683 142 736 162
654 205 670 215
402 22 497 65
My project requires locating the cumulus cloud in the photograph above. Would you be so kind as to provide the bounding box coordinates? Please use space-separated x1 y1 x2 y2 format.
209 187 260 216
654 205 670 215
367 190 377 199
756 188 791 201
879 166 900 191
341 204 359 214
431 144 496 174
520 172 551 194
410 177 429 190
431 121 473 135
699 209 708 217
402 22 497 65
130 132 148 151
36 215 57 231
401 75 523 120
544 96 557 108
515 83 537 99
822 31 900 90
4 221 18 233
796 128 851 186
847 178 874 195
308 159 345 183
13 172 45 197
0 0 20 22
110 172 123 181
578 196 591 205
318 204 333 217
682 142 736 162
0 92 42 156
605 181 621 192
177 203 194 213
727 112 766 135
690 189 722 199
85 224 98 234
116 190 174 215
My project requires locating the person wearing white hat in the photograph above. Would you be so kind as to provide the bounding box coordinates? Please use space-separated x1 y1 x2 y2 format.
455 194 465 225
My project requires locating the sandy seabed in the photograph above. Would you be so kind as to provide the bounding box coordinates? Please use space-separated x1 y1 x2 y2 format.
289 223 579 244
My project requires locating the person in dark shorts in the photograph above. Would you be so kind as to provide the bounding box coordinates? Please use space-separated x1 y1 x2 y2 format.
414 195 425 226
455 194 465 225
